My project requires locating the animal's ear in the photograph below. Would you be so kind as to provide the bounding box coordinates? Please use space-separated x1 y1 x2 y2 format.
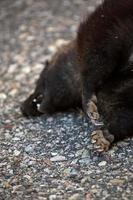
44 59 50 71
40 59 50 71
45 59 49 67
35 60 50 89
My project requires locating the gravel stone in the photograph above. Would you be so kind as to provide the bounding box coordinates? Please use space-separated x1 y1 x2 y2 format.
109 179 125 185
48 195 57 200
13 150 21 156
25 144 35 153
50 155 67 162
0 93 7 99
98 161 107 167
68 193 82 200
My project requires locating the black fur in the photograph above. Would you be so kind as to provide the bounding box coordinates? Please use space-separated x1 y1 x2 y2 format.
77 0 133 142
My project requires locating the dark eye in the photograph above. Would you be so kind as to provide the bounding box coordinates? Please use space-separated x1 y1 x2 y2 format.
32 98 38 109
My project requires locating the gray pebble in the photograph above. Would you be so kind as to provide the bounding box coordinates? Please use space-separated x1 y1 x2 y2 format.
49 195 57 200
50 155 66 162
13 149 21 156
25 145 34 153
68 193 82 200
98 161 107 167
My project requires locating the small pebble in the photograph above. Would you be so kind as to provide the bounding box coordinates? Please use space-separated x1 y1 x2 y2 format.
0 162 7 167
69 169 78 178
81 177 90 186
109 179 125 185
13 137 20 141
0 93 7 99
5 133 12 139
49 195 57 200
23 175 33 183
50 155 66 162
25 145 34 153
68 193 81 200
14 150 21 156
98 161 107 167
47 117 54 123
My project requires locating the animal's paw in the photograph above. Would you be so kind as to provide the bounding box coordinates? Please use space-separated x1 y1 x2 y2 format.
91 129 114 151
85 95 104 126
87 100 99 120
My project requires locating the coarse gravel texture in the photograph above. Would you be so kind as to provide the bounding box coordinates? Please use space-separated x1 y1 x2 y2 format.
0 0 133 199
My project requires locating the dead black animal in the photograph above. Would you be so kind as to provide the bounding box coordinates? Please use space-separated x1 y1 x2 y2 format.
21 36 133 151
22 0 133 151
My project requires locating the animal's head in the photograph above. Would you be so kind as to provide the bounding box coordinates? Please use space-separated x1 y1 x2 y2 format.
21 41 81 117
21 60 49 117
